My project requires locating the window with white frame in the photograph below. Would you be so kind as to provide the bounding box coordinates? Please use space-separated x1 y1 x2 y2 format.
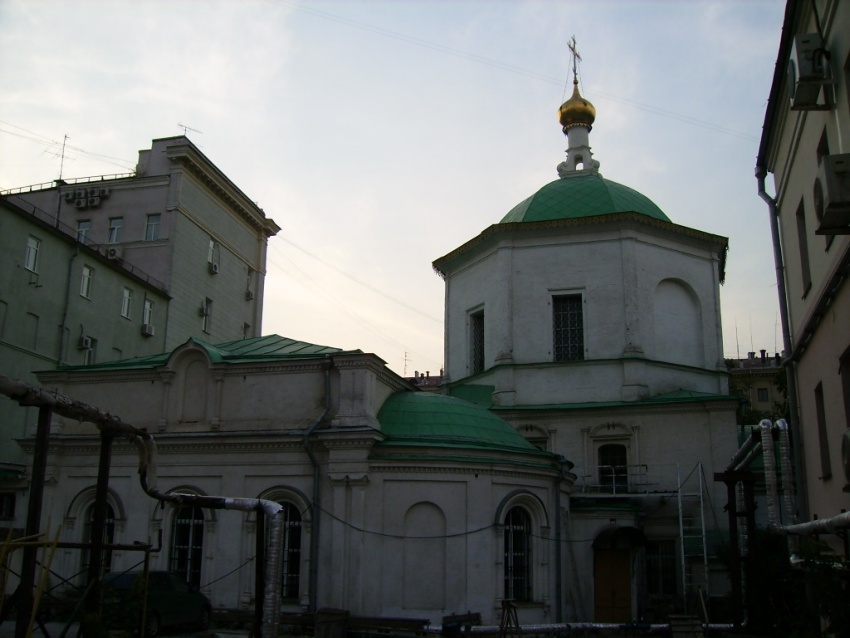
145 213 161 241
77 220 91 243
80 265 93 298
143 298 153 325
107 217 123 244
83 338 97 365
553 294 584 361
201 297 212 333
504 506 532 601
25 236 40 273
121 288 132 319
169 506 205 588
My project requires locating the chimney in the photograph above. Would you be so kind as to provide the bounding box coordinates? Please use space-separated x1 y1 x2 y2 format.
760 349 767 365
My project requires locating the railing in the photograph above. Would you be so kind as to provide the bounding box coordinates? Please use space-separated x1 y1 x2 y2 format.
0 173 134 196
574 463 700 496
1 194 168 293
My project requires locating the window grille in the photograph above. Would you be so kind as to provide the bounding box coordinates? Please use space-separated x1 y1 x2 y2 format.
598 443 628 493
645 539 677 596
553 295 584 361
81 503 115 578
470 310 484 374
169 506 205 588
504 507 532 601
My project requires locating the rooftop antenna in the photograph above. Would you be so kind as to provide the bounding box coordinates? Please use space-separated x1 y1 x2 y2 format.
178 123 203 137
58 134 69 181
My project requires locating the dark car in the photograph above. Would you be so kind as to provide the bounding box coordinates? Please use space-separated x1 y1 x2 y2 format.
102 570 211 636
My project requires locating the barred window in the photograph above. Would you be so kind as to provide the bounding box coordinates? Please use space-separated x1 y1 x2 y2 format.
169 506 205 588
266 503 302 600
504 507 532 601
553 294 584 361
645 539 677 596
599 443 628 493
81 503 115 579
470 310 484 374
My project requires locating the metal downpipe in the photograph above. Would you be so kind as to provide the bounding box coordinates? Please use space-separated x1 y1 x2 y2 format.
304 356 333 613
755 167 808 521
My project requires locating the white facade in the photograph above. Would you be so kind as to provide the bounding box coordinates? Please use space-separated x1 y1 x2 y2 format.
23 338 566 625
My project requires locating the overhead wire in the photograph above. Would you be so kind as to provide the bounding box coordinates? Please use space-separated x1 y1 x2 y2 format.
289 2 759 143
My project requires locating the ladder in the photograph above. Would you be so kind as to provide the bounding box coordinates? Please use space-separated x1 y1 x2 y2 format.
677 463 709 616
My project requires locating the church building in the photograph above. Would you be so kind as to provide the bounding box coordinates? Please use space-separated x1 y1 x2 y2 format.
10 56 739 628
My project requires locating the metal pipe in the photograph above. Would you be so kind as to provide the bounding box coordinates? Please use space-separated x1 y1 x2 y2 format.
303 356 333 613
728 430 760 470
755 167 808 521
0 375 287 634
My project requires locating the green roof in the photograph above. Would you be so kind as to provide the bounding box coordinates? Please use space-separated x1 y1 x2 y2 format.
500 172 669 224
58 335 359 371
376 392 545 454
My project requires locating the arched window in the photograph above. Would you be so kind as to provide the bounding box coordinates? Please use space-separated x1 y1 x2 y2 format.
273 503 302 600
81 503 115 578
599 443 628 493
169 506 205 588
504 507 532 601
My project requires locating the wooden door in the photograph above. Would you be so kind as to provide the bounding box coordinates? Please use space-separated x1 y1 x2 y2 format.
594 548 631 622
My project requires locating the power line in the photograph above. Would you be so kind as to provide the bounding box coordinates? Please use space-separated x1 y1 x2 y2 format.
290 3 759 143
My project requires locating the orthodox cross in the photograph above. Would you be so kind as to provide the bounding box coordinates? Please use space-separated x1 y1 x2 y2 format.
568 36 581 82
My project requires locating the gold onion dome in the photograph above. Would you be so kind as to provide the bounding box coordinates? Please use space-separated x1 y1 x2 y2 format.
558 79 596 133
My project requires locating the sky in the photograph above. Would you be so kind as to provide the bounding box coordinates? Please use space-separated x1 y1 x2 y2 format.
0 0 787 377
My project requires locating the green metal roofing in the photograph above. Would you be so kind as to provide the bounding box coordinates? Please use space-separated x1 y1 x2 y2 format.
500 172 670 224
58 335 359 371
376 392 544 454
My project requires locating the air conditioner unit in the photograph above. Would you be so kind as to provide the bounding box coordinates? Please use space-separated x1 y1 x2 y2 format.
74 199 88 209
78 335 92 350
75 189 86 199
788 33 832 110
106 246 123 260
141 323 155 337
88 196 101 208
88 187 100 198
63 191 75 202
245 290 255 301
99 187 112 198
208 262 220 275
816 153 850 233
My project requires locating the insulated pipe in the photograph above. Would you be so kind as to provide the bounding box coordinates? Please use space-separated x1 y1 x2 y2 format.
775 419 797 525
0 375 286 635
755 167 808 521
728 431 760 470
781 511 850 535
303 356 333 613
760 420 781 528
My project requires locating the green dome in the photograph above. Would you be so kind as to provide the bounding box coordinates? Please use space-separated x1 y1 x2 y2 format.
500 172 669 224
377 392 539 453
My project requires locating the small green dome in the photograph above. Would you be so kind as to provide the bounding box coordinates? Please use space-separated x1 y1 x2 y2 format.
500 172 669 224
377 392 538 453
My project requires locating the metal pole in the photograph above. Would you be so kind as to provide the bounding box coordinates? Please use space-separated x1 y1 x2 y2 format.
84 431 114 616
15 406 52 638
255 509 265 637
